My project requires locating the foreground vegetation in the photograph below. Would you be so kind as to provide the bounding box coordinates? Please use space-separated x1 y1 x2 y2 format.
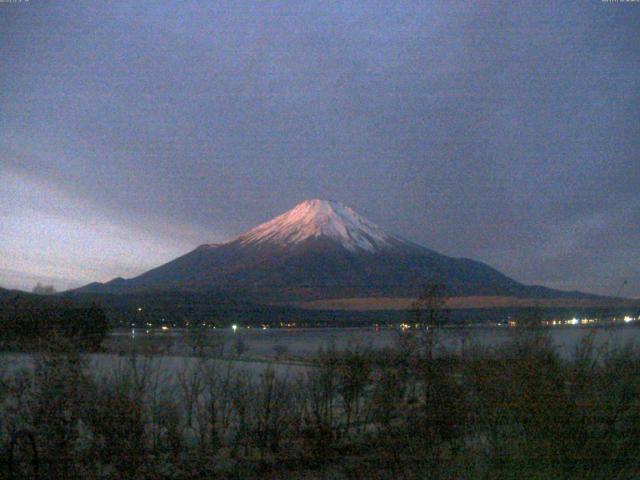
0 296 109 352
1 322 639 479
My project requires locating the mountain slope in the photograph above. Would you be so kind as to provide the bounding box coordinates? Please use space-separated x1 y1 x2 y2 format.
75 199 601 303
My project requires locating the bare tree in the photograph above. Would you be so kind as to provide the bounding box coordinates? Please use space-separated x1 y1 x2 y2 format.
336 346 372 438
229 375 252 458
29 335 90 477
177 362 204 429
404 281 449 360
254 366 291 462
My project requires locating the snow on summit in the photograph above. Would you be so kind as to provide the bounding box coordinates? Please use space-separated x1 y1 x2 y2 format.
237 199 400 252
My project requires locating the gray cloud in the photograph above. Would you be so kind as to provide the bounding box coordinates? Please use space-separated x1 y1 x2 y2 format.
1 0 638 296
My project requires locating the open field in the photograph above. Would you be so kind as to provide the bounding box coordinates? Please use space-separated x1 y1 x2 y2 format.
296 296 640 310
1 352 308 380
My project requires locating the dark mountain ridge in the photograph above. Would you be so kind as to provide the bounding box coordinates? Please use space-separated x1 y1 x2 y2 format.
75 199 608 304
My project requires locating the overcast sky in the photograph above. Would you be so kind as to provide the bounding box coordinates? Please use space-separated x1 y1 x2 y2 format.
1 1 638 297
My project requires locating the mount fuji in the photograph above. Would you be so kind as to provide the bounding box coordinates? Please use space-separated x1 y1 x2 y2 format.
76 199 600 305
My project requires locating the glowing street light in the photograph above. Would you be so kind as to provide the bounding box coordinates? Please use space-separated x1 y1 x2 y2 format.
232 324 238 333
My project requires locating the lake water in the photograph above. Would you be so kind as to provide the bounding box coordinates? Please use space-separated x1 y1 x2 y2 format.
112 323 640 359
3 325 639 380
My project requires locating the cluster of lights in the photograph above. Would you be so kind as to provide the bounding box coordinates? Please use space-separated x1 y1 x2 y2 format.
506 316 640 328
128 312 638 335
541 318 597 326
278 322 297 328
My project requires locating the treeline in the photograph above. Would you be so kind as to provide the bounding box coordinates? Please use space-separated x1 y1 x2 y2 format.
1 328 640 478
0 296 110 351
64 289 640 328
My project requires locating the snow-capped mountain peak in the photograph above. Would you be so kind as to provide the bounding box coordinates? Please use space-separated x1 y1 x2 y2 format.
236 199 400 252
75 200 597 305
